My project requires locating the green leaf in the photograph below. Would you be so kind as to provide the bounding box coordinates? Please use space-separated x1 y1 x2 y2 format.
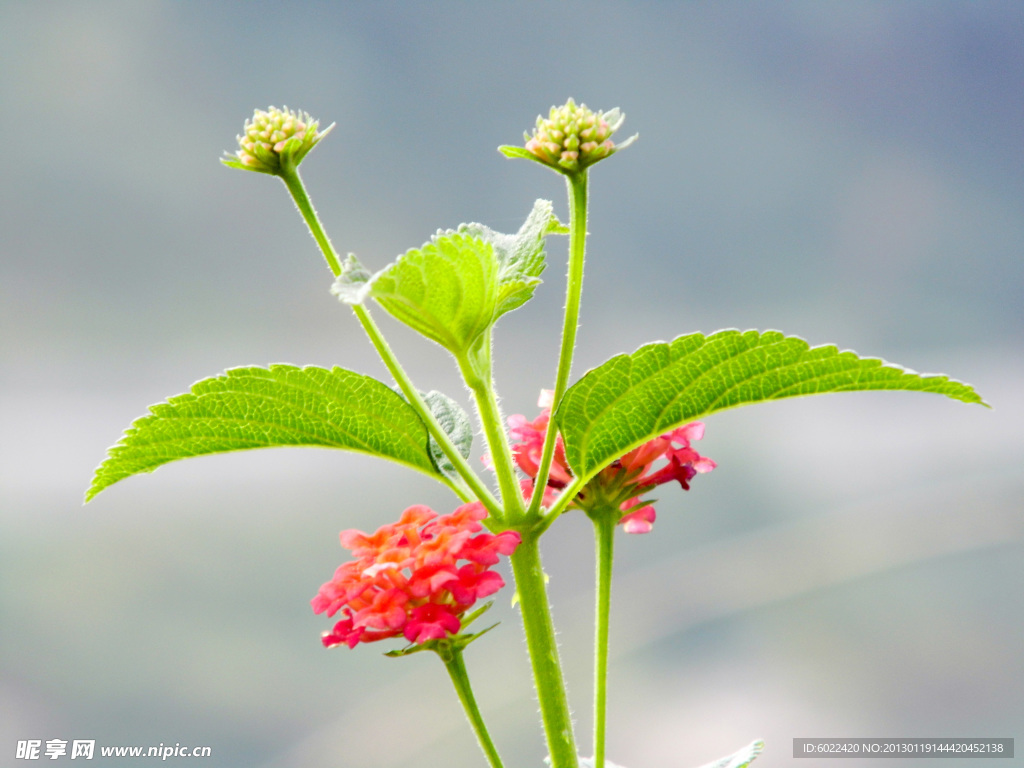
498 144 548 166
695 739 765 768
556 330 987 481
332 199 560 357
367 232 500 353
86 365 444 502
454 198 563 317
330 253 373 304
422 390 473 481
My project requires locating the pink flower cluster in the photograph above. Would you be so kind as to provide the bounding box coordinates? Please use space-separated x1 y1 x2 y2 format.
312 503 520 648
508 391 716 533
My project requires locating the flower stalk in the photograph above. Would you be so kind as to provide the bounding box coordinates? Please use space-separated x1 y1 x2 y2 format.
528 170 589 519
457 337 525 520
439 642 506 768
352 303 503 517
276 164 503 518
591 510 617 768
279 168 343 276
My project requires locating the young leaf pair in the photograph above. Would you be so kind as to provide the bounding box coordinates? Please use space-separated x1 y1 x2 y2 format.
85 199 564 506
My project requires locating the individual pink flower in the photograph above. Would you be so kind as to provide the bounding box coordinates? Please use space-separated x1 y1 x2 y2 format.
507 391 573 488
353 587 409 631
459 527 522 566
404 603 462 644
312 502 520 649
320 615 362 649
506 391 716 532
448 564 506 605
618 503 656 534
406 563 459 599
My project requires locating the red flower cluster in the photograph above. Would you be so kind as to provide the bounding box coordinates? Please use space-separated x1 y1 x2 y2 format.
508 391 716 533
312 503 520 648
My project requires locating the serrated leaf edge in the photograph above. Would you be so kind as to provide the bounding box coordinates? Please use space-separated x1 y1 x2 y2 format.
557 329 987 481
334 200 559 354
85 364 443 502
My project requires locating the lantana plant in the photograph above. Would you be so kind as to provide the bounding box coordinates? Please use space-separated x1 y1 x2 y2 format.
87 101 986 768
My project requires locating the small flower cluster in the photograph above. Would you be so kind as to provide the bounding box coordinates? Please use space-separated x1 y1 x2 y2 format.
509 391 715 532
224 106 332 175
524 99 634 173
312 503 520 648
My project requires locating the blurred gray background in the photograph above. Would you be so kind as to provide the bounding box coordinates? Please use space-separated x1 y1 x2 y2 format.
2 2 1022 767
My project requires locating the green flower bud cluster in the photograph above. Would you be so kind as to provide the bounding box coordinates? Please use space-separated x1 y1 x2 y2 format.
524 99 634 173
223 106 333 175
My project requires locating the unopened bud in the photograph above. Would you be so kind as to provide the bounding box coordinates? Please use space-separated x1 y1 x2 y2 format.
222 106 334 176
519 98 636 173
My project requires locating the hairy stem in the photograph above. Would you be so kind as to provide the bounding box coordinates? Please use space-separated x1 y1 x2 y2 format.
510 534 579 768
441 644 506 768
279 167 343 276
354 305 503 518
592 512 616 768
528 171 589 518
542 475 587 530
457 338 524 520
278 167 500 516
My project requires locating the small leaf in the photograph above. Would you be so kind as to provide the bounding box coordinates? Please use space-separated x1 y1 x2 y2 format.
455 198 562 317
459 600 493 629
384 643 432 658
334 200 559 357
557 330 987 481
498 145 547 165
456 622 499 648
86 365 443 502
368 231 499 354
543 217 570 237
383 619 498 658
422 390 473 480
695 739 765 768
331 253 373 304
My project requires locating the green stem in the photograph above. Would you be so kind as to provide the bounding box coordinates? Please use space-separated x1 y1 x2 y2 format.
440 644 506 768
592 512 616 768
510 534 579 768
277 167 500 517
457 338 524 520
279 167 342 276
528 171 589 518
541 475 588 530
354 305 503 519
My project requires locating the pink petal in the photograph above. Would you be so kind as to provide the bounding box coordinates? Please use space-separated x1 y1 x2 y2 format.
693 456 717 473
672 421 705 443
620 506 656 534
